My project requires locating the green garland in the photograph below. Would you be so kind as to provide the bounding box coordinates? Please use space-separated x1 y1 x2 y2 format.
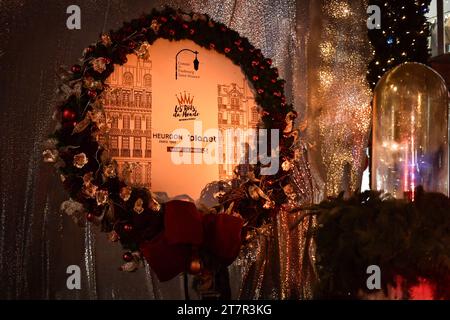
307 188 450 299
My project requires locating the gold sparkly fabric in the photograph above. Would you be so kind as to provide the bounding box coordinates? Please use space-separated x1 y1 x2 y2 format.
308 0 372 197
277 146 317 300
237 144 316 299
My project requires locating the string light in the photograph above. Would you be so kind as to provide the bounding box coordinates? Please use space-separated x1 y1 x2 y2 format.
367 0 431 89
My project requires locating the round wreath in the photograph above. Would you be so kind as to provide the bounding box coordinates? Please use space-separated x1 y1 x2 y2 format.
43 7 299 287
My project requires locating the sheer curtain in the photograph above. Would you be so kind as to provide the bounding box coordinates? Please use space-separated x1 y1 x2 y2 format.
0 0 371 299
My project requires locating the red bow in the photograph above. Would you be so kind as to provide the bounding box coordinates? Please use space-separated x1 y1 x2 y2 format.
140 200 243 282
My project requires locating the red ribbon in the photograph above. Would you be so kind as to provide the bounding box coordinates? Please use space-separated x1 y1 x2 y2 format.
140 200 243 282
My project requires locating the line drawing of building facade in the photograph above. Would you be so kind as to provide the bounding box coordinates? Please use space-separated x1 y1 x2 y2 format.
103 55 152 188
217 79 259 180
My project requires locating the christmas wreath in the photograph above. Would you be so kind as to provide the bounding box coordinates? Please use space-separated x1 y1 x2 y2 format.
43 7 299 292
297 188 450 300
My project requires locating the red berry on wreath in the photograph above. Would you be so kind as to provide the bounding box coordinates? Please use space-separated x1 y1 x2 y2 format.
124 224 133 232
63 109 76 120
169 29 175 36
182 23 189 29
257 88 264 94
224 47 231 53
252 75 259 81
271 78 277 84
86 213 95 222
127 40 136 49
238 46 244 52
71 64 82 74
209 43 215 49
266 58 273 65
189 28 195 35
123 252 133 262
159 16 168 23
87 90 97 99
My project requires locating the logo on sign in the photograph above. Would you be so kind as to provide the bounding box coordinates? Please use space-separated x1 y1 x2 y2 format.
173 91 200 121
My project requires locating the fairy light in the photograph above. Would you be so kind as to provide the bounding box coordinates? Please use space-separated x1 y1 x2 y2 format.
367 1 431 89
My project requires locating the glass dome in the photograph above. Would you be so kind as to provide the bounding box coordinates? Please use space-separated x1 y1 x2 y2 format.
372 62 449 199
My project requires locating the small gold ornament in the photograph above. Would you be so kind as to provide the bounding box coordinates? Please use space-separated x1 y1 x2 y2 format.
135 42 151 60
103 163 116 178
248 185 260 200
283 184 296 200
108 230 119 242
101 33 112 47
82 182 98 198
83 172 94 185
91 57 107 73
150 19 160 33
149 198 161 212
281 159 293 172
213 191 226 199
42 149 58 163
72 115 91 134
263 200 275 209
134 198 144 214
73 153 88 168
83 76 102 90
283 111 297 133
95 190 108 206
120 186 132 202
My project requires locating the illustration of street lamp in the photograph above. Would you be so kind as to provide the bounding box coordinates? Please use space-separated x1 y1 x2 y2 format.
175 49 199 80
